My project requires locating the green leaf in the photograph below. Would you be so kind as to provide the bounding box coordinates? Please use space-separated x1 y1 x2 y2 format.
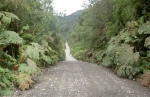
40 40 52 52
4 12 20 20
144 37 150 48
1 16 11 24
0 88 14 96
0 31 23 45
22 25 29 30
138 21 150 34
25 43 45 60
0 12 20 24
41 54 52 64
2 77 12 87
115 44 139 65
19 59 40 75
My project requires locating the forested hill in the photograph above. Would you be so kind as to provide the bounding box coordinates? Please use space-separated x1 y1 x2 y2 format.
59 10 83 41
64 10 83 22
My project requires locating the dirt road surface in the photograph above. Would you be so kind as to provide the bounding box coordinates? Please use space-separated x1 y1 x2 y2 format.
13 42 150 97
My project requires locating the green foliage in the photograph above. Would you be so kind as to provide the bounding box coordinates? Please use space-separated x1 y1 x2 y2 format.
115 44 140 66
0 31 23 45
3 12 20 21
40 40 52 52
0 51 17 68
102 56 113 67
0 67 15 96
22 25 30 30
96 50 105 62
138 21 150 34
144 37 150 48
68 0 150 86
21 33 35 44
0 0 65 94
41 54 52 64
19 58 40 75
0 11 20 24
25 43 45 60
117 65 140 79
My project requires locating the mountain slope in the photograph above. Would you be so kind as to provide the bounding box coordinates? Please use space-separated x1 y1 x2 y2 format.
59 10 83 41
64 10 83 22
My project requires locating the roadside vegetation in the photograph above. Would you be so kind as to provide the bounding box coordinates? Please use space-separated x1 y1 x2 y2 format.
69 0 150 87
0 0 65 96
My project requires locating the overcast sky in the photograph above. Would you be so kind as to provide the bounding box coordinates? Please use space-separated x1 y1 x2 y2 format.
52 0 87 15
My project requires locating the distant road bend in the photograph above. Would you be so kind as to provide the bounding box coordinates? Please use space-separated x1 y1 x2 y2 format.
13 42 150 97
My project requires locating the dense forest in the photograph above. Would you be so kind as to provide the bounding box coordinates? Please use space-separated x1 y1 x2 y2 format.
68 0 150 87
59 10 83 41
0 0 65 96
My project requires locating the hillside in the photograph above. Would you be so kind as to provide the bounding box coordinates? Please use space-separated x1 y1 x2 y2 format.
59 10 83 41
64 10 83 22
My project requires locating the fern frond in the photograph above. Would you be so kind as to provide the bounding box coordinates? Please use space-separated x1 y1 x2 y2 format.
0 12 20 24
0 31 23 45
19 58 40 75
21 33 35 43
25 43 45 60
4 12 20 21
115 44 139 66
41 54 52 64
22 25 29 30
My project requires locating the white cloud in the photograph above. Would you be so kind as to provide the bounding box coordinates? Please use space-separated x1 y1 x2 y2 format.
53 0 87 15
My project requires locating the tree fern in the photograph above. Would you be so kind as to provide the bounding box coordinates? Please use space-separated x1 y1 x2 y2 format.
0 11 20 24
3 12 20 20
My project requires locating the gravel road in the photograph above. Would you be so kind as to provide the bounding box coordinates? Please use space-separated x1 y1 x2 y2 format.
13 42 150 97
